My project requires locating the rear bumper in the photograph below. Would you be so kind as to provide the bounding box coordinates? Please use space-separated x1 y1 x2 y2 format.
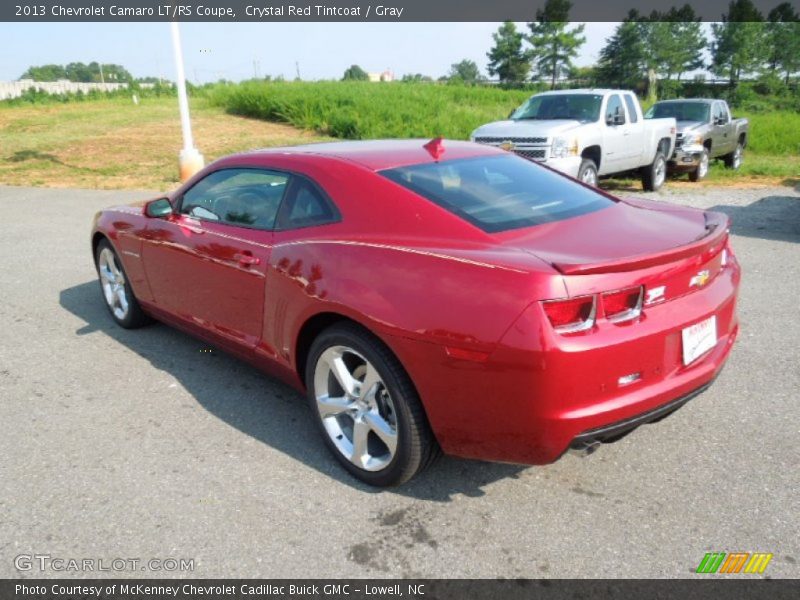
387 258 740 465
569 378 713 450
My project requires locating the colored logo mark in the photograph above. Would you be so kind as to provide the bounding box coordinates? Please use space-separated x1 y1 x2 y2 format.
696 552 773 574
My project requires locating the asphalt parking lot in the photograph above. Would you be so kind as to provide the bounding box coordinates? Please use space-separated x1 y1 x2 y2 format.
1 183 798 579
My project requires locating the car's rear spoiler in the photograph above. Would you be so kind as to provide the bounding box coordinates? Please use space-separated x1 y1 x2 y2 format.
551 211 730 275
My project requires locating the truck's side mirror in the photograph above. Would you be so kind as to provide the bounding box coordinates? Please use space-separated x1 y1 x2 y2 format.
614 113 626 125
145 198 173 218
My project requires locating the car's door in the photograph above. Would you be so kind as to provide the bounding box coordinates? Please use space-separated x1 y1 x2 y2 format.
620 93 645 168
711 102 733 155
265 175 342 358
600 94 629 173
140 168 288 351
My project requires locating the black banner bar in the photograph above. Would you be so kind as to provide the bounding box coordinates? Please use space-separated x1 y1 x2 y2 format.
3 580 800 600
3 0 798 22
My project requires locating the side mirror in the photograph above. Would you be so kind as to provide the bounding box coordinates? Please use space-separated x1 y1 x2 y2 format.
614 114 626 125
145 198 173 218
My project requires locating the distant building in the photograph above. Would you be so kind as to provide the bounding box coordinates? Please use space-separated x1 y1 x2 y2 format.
0 79 128 101
367 70 394 83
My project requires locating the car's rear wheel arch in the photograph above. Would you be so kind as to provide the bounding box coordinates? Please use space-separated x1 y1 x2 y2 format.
302 319 440 484
295 312 355 385
295 312 435 421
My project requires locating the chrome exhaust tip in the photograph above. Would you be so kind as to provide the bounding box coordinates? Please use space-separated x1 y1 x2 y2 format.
568 440 602 457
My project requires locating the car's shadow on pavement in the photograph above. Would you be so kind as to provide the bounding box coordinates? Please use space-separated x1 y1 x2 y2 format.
60 281 526 501
710 194 800 244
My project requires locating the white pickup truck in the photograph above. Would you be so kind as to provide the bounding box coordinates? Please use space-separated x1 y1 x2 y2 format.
471 89 677 191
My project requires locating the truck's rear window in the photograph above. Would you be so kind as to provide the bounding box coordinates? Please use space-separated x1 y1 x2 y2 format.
381 154 614 233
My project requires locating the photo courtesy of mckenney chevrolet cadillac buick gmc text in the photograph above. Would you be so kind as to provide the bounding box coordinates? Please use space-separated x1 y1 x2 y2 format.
91 138 740 486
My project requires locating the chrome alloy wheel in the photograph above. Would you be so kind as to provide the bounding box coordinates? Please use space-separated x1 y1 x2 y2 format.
98 247 129 320
733 145 743 169
581 168 597 186
313 346 398 472
654 155 666 188
698 151 709 178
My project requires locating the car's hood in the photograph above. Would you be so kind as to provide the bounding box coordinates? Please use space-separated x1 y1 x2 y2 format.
471 119 584 141
494 197 726 275
677 120 704 134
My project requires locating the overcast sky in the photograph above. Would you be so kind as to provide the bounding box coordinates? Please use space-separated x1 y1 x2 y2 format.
0 22 631 82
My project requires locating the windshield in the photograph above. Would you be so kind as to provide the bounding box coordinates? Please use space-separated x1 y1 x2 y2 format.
381 154 614 233
645 102 710 122
511 94 602 123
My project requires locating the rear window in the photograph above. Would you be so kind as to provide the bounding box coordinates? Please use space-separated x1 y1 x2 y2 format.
381 154 614 233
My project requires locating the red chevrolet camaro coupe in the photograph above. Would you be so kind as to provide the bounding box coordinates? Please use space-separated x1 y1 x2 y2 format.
91 139 740 486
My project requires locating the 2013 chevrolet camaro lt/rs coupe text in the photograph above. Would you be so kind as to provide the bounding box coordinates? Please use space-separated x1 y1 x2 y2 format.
91 139 740 486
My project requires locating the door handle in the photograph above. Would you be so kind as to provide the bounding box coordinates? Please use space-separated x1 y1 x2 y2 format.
178 217 204 234
234 252 260 267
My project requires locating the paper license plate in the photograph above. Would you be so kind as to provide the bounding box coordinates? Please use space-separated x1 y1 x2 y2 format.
681 315 717 366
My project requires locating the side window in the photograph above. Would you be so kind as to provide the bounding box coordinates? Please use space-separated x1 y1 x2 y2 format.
623 95 639 123
606 95 625 125
180 168 289 230
276 177 339 230
712 102 725 124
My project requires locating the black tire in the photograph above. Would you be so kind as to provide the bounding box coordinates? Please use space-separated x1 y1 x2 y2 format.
641 151 667 191
305 323 439 486
723 141 744 170
688 149 710 182
576 158 599 187
94 239 151 329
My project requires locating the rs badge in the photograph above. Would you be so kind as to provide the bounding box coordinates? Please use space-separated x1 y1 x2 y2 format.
645 286 666 305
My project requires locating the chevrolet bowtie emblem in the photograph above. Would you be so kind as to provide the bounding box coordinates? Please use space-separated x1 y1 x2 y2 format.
499 141 515 151
690 269 711 288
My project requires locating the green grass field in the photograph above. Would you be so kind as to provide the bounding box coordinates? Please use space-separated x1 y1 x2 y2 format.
208 81 533 140
209 81 800 181
0 95 325 190
1 82 797 190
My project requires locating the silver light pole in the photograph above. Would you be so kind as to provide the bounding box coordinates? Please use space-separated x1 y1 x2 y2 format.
170 22 204 182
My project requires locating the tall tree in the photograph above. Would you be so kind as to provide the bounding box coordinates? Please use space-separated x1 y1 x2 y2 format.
711 0 766 86
528 0 586 89
766 2 800 84
486 21 530 83
20 62 131 83
596 16 647 90
448 59 483 83
20 64 67 81
650 5 707 81
342 65 369 81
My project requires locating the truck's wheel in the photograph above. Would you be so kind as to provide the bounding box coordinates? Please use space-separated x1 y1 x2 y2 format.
641 151 667 191
724 142 744 170
689 149 709 182
577 159 598 187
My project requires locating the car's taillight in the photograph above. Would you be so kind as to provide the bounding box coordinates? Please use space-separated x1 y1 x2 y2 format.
602 286 643 323
542 295 596 333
